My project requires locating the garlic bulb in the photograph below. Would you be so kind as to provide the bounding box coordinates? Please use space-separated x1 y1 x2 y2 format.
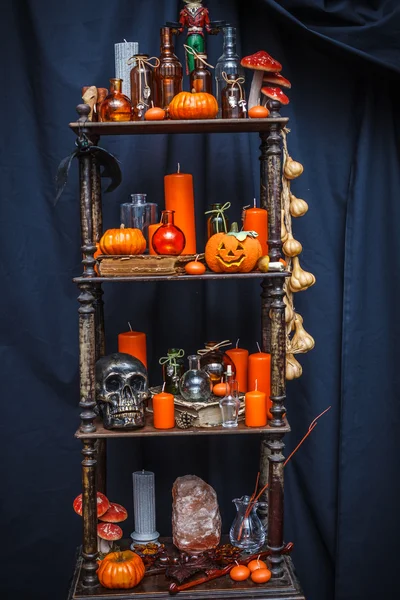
283 232 303 258
286 353 303 380
281 209 288 243
284 156 304 180
289 194 309 218
283 294 294 323
289 257 316 292
291 313 315 353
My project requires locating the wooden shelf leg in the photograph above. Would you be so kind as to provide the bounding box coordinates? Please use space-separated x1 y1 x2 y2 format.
81 438 99 588
267 432 285 579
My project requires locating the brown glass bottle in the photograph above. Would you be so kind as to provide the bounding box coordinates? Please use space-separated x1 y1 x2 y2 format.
98 79 132 122
154 27 183 110
130 54 156 121
221 74 246 119
190 55 212 94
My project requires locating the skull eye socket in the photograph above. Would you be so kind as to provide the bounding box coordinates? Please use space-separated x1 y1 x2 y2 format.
128 375 146 392
105 376 122 392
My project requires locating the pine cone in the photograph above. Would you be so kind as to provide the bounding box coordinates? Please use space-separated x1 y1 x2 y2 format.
176 411 195 429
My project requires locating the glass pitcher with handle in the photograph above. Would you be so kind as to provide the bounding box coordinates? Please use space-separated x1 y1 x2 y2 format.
229 495 267 553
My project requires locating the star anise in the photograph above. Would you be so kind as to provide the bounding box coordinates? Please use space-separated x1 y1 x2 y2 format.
166 555 218 584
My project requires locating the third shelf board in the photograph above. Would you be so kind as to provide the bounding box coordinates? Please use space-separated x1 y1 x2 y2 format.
75 416 290 439
73 271 290 284
69 117 289 137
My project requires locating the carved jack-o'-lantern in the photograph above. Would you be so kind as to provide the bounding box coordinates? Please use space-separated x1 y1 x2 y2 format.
205 223 262 273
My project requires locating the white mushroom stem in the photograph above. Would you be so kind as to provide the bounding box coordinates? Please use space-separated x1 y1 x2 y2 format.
248 70 264 109
98 536 112 554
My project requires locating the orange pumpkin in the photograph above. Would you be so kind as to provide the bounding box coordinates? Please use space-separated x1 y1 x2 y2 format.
205 223 262 273
145 106 166 121
98 550 145 589
169 91 218 120
99 224 146 256
185 260 206 275
248 106 270 119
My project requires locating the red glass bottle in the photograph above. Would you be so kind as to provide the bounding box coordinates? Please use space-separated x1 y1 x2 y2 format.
99 79 132 122
151 210 186 255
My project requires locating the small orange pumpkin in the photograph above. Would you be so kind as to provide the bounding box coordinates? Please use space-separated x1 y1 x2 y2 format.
145 106 166 121
213 382 230 397
205 223 262 273
248 105 270 119
98 550 145 589
99 224 146 256
169 91 218 120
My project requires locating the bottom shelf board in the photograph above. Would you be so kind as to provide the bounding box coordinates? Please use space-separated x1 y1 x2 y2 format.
68 539 305 600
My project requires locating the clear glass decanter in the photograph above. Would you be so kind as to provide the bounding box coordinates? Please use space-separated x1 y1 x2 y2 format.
120 194 158 244
215 27 244 117
229 495 267 553
219 366 240 428
179 355 212 402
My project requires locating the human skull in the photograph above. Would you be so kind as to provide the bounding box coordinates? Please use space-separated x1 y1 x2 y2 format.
95 353 148 430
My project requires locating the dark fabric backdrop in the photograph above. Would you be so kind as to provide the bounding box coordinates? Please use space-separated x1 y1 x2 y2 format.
1 1 399 599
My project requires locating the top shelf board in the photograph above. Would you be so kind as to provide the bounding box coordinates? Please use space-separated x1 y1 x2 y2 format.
69 117 289 137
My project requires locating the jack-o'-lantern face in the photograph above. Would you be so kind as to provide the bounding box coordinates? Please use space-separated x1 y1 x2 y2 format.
217 238 247 268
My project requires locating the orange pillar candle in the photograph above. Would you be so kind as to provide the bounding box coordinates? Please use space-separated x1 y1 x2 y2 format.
248 348 272 419
245 381 267 427
153 390 175 429
118 328 147 368
148 222 162 255
164 164 196 255
226 340 249 393
243 199 268 256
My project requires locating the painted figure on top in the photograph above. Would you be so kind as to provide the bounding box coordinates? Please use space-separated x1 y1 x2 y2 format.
179 0 212 73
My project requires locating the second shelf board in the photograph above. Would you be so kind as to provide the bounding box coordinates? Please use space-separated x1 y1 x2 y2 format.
73 271 290 284
69 117 289 137
75 416 290 439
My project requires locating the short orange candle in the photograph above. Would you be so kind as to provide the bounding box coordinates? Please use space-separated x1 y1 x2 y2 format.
148 223 162 255
153 391 175 429
243 200 268 256
245 382 267 427
118 329 147 368
226 342 249 393
164 164 196 255
248 349 272 419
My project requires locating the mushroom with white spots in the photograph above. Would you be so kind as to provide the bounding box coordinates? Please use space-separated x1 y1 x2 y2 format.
97 522 123 554
240 51 282 110
73 491 110 518
99 502 128 524
261 86 290 108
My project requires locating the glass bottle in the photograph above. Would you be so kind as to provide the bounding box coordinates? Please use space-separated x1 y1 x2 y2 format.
206 203 230 239
99 78 133 122
154 27 183 110
130 54 156 121
229 495 267 552
221 74 246 119
151 210 186 255
161 348 185 395
199 342 236 385
180 355 212 402
120 194 158 244
219 367 240 428
215 27 244 117
190 55 212 94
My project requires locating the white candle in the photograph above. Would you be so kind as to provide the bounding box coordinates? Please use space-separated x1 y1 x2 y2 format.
130 470 160 546
115 40 139 100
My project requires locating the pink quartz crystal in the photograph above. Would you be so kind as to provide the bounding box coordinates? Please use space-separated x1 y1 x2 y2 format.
172 475 222 554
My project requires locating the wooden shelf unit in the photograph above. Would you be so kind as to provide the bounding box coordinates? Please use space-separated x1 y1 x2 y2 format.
70 101 305 600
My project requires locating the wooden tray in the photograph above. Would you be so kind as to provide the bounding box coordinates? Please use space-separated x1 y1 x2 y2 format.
97 254 205 277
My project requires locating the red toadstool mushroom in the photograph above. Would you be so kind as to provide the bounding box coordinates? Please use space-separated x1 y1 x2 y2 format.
99 502 128 523
261 86 290 106
241 51 282 110
73 492 110 518
97 522 123 554
262 73 291 89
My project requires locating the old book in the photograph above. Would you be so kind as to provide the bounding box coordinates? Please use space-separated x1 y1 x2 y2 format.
97 253 205 277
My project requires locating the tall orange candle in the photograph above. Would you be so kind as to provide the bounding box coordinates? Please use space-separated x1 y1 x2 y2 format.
226 340 249 393
153 388 175 429
245 380 267 427
164 164 196 254
148 222 162 255
118 327 147 368
248 347 272 419
243 199 268 256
